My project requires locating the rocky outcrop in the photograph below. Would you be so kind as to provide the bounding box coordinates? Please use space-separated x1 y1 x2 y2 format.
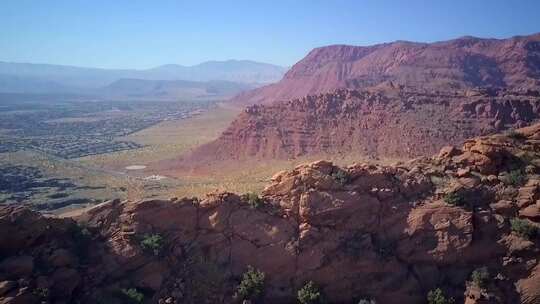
2 125 540 303
232 33 540 105
175 87 540 163
171 33 540 165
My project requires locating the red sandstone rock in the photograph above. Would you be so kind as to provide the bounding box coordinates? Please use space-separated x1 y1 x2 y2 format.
2 126 540 303
232 33 540 106
172 88 540 166
516 263 540 304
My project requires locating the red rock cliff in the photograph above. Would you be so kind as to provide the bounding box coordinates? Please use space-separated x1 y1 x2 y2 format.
233 33 540 105
182 87 540 162
2 125 540 303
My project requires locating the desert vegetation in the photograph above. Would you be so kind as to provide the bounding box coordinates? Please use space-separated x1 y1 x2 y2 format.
470 267 490 289
502 169 527 186
121 288 144 303
427 288 455 304
245 192 264 209
443 190 466 206
331 169 349 185
234 266 266 302
297 281 325 304
140 233 164 256
510 218 538 239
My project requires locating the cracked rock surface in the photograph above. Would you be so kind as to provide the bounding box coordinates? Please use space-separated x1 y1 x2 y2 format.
2 124 540 303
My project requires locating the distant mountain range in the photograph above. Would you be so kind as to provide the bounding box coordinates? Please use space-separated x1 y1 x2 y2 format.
0 60 287 98
101 78 255 100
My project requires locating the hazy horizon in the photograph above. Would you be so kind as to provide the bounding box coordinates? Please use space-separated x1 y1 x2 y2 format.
2 0 540 69
0 58 288 71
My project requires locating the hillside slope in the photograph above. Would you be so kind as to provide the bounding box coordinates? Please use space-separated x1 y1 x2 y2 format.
1 125 540 303
233 33 540 105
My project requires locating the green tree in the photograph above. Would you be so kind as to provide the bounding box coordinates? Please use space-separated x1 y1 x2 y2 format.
443 191 465 206
427 288 454 304
235 266 265 301
140 233 164 256
297 281 325 304
471 267 490 288
331 170 349 185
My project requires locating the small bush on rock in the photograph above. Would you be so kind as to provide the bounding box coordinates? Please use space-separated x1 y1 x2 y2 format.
234 265 265 302
510 218 538 239
245 192 263 209
427 288 454 304
331 170 349 185
140 233 164 256
503 169 527 186
297 281 325 304
471 267 490 288
33 287 49 299
443 191 465 206
121 288 144 304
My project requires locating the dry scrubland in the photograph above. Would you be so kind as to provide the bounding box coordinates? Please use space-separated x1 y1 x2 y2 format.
0 150 129 212
165 152 403 198
0 104 401 213
80 104 401 199
78 105 241 169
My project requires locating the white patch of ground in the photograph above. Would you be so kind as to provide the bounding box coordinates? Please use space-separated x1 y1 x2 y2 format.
144 175 167 181
125 165 147 170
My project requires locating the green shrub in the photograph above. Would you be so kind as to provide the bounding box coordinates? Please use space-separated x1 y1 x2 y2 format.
140 233 164 256
121 288 144 304
503 169 527 186
245 192 263 209
510 218 538 239
33 287 49 299
297 281 325 304
234 265 265 301
331 170 349 185
427 288 454 304
443 191 465 206
471 267 490 288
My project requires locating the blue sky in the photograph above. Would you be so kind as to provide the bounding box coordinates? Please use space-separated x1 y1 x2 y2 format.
1 0 539 69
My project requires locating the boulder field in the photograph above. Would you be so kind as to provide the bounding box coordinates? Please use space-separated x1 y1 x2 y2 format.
2 125 540 303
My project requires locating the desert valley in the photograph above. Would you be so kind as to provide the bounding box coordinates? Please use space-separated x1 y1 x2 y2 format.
1 2 540 304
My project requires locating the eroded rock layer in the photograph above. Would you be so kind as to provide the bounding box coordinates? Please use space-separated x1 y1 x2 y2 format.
182 87 540 162
2 125 540 303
